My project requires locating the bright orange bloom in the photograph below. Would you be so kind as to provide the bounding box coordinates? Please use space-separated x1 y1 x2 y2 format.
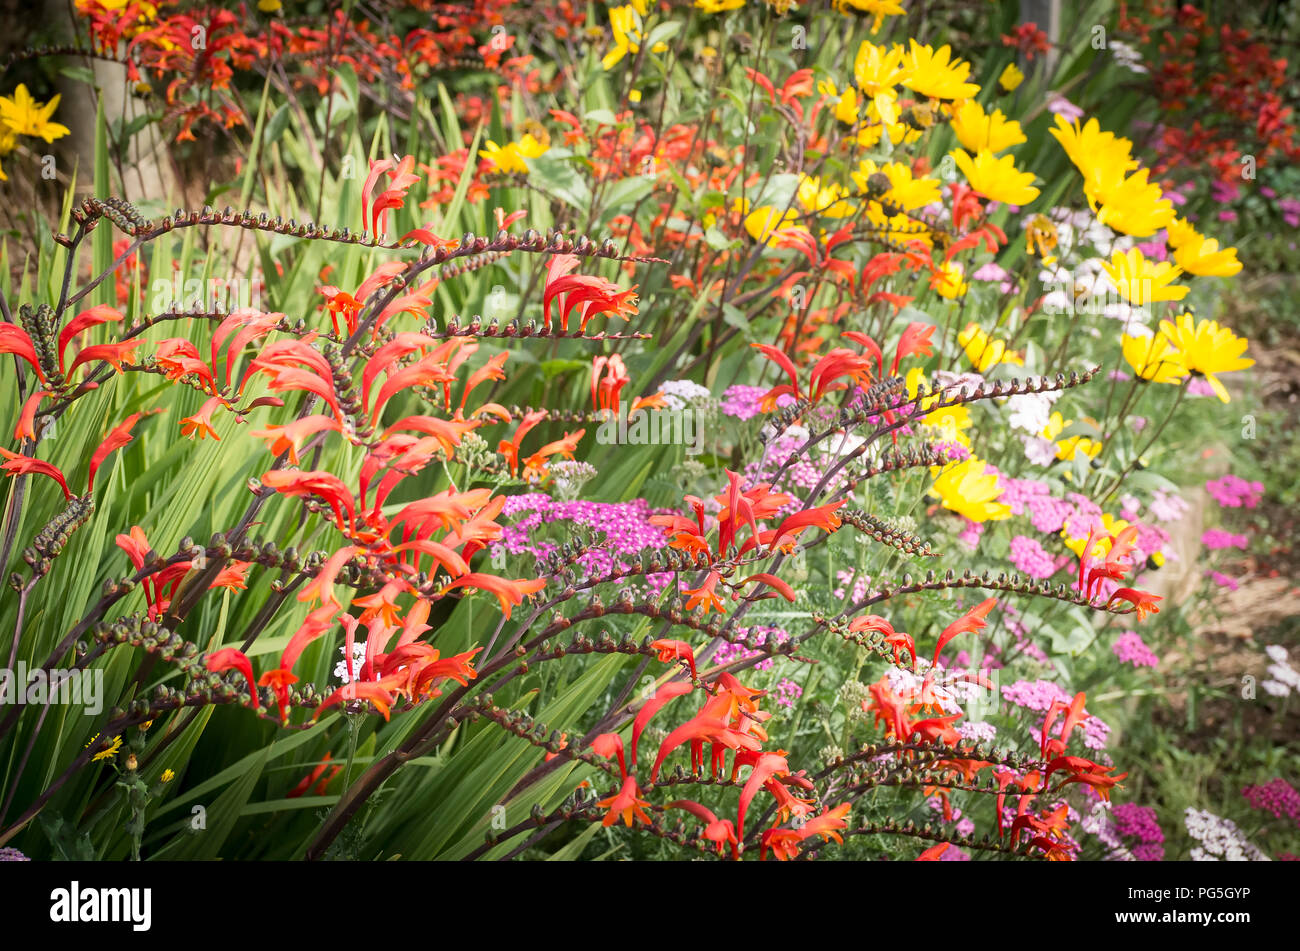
179 396 224 440
543 254 638 331
848 614 916 668
931 597 997 667
314 678 399 721
209 561 251 591
916 842 951 860
800 802 852 846
498 410 548 476
682 571 726 615
261 469 357 531
597 775 653 827
250 415 341 464
13 390 53 441
1107 587 1162 621
258 667 300 722
591 354 631 413
670 800 738 858
649 640 698 679
438 573 546 619
631 682 694 766
67 340 140 376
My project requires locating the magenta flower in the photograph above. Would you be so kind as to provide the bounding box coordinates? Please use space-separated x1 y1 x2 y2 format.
1206 475 1263 509
1112 630 1159 668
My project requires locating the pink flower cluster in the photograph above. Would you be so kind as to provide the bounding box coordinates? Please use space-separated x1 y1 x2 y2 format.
495 494 673 593
1201 529 1248 550
1002 679 1110 750
1243 779 1300 829
772 677 803 708
720 384 767 421
1206 475 1263 508
999 476 1075 533
1111 803 1165 861
1112 630 1159 668
1009 534 1056 579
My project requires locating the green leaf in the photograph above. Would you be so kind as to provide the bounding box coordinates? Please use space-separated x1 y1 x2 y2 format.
529 156 592 211
153 744 269 859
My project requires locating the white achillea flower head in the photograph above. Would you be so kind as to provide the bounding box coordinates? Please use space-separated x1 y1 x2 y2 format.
334 641 367 684
658 379 712 410
1184 808 1269 861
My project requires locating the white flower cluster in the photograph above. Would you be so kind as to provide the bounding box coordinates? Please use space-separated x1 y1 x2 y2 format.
658 378 713 411
1109 41 1148 74
334 641 368 684
1184 808 1269 861
1262 645 1300 698
1080 801 1133 860
884 660 995 717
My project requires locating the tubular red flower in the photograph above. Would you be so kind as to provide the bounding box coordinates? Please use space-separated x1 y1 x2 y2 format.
0 449 72 500
88 413 143 491
437 573 545 619
0 324 45 380
206 647 258 707
58 305 123 372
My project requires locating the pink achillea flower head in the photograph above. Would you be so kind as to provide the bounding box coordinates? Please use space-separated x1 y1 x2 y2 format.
1242 779 1300 827
1149 489 1189 522
1112 630 1159 668
1009 534 1055 579
1205 475 1263 508
1201 529 1248 551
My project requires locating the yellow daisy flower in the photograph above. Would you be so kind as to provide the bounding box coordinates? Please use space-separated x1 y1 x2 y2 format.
87 734 123 762
950 148 1040 206
930 456 1011 523
836 0 906 33
734 199 806 244
1049 114 1141 209
905 367 974 447
1101 247 1188 306
852 159 942 211
797 174 856 218
958 323 1023 372
696 0 745 12
1041 411 1102 461
601 5 667 70
950 99 1026 154
852 40 909 125
478 133 548 175
1166 221 1242 277
0 84 71 143
1090 167 1176 238
1158 312 1253 403
998 62 1025 92
1122 332 1188 384
902 41 981 100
